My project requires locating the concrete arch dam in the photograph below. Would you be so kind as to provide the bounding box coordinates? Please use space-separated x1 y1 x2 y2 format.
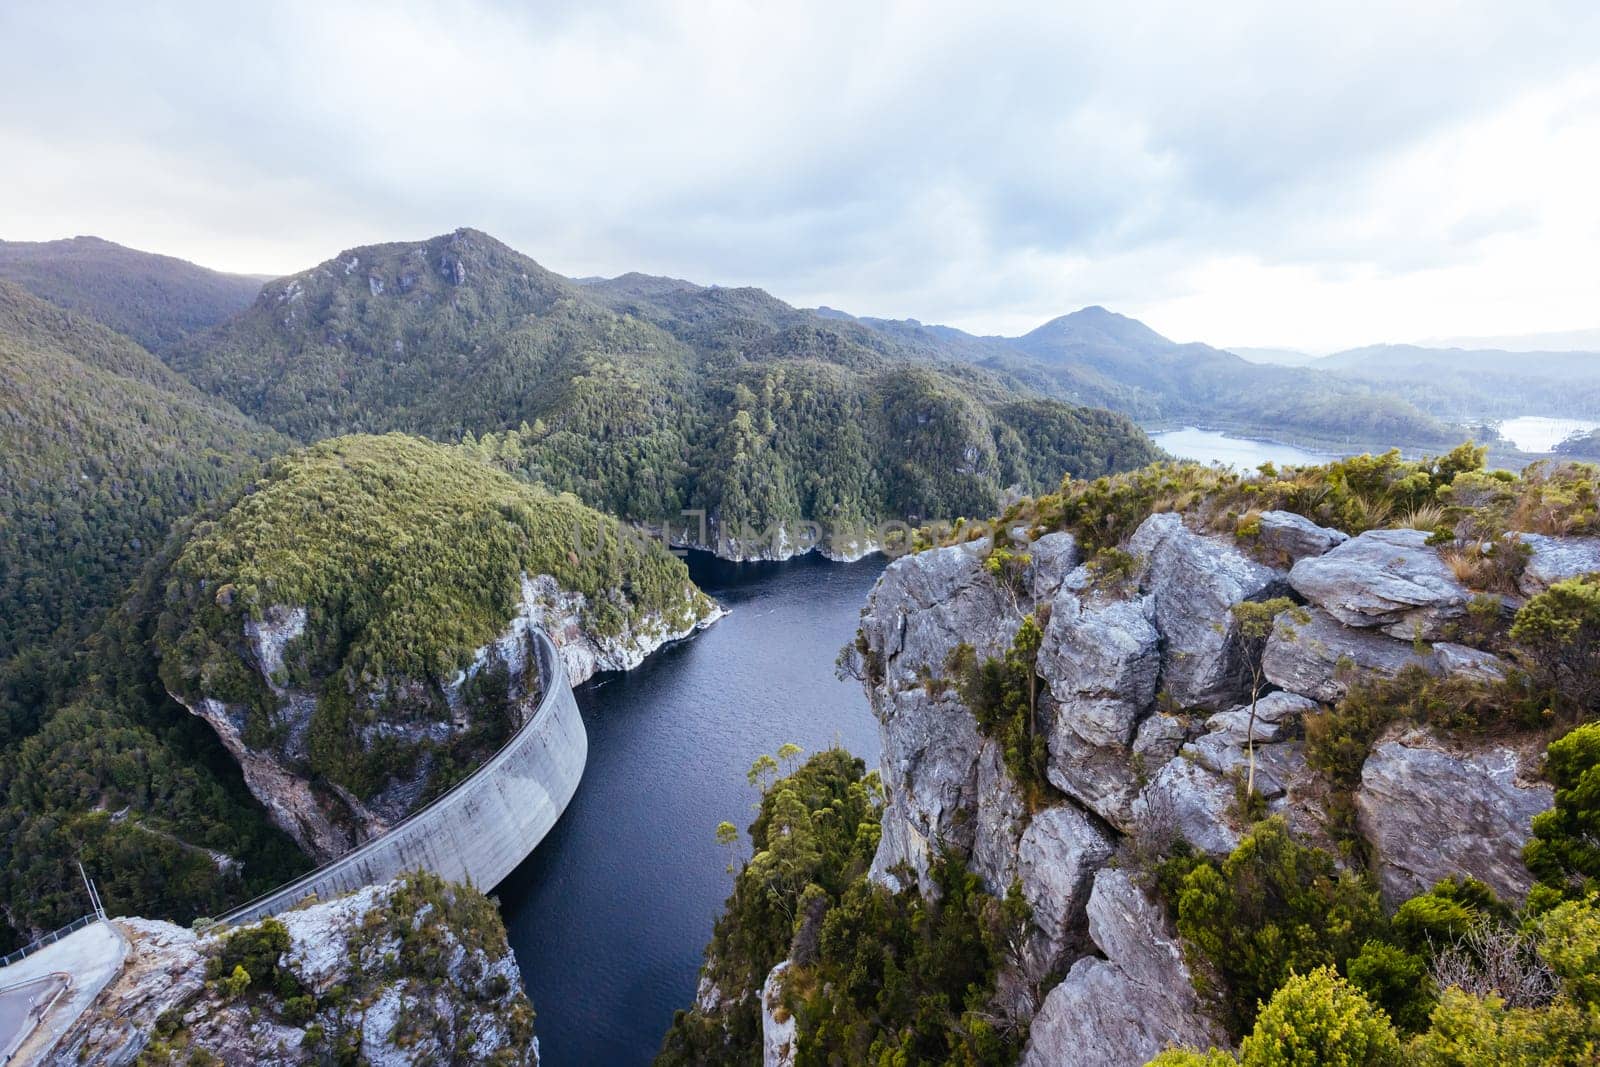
223 628 586 924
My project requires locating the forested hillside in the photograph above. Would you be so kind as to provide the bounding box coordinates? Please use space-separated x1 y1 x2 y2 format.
156 433 713 856
0 281 303 948
169 229 1160 552
0 282 285 724
824 304 1461 451
0 510 309 949
0 236 265 354
1314 342 1600 422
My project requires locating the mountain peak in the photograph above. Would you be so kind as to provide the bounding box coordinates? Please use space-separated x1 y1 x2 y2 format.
1026 305 1171 349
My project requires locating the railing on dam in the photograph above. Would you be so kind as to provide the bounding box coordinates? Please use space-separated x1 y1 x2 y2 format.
220 628 587 925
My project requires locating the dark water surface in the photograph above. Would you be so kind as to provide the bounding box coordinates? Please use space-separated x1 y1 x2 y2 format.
497 551 886 1065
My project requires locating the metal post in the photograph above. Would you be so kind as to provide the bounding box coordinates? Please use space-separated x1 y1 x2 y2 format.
77 862 104 921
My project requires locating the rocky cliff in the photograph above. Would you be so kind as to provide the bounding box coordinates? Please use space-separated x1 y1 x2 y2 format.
169 570 716 862
157 433 720 862
47 873 536 1066
846 505 1582 1064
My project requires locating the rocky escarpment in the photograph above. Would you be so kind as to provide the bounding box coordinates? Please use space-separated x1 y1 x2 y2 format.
173 573 716 862
846 507 1570 1064
157 433 720 863
47 873 536 1066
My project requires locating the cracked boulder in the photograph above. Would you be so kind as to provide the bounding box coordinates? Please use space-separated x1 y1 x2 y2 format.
1021 869 1224 1067
1288 528 1471 640
1355 729 1553 905
1129 513 1286 710
1254 510 1349 564
1018 803 1116 979
1262 606 1435 703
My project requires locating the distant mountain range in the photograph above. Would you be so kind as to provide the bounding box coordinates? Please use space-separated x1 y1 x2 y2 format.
10 229 1596 468
815 304 1459 450
1308 344 1600 423
1226 346 1321 366
1218 337 1600 426
1418 327 1600 352
0 235 263 354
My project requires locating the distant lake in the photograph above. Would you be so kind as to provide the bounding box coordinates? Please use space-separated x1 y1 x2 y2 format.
497 552 885 1065
1150 427 1331 469
1495 416 1600 453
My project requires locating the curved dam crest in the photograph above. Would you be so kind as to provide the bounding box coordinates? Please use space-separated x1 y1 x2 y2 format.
222 628 586 924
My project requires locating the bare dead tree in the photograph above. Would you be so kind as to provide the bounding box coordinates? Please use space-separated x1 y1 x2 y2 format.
1428 921 1558 1009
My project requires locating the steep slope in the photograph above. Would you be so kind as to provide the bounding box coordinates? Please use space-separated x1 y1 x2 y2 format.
0 281 285 673
0 236 264 354
172 230 1160 557
667 449 1600 1064
156 433 716 859
0 524 310 948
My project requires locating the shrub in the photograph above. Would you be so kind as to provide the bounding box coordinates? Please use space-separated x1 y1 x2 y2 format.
1407 986 1600 1066
1391 877 1509 953
220 964 252 999
946 617 1057 806
1524 722 1600 909
208 918 294 995
1148 1049 1238 1066
1535 896 1600 1008
1237 967 1403 1067
1172 818 1385 1035
1510 576 1600 721
1346 939 1434 1033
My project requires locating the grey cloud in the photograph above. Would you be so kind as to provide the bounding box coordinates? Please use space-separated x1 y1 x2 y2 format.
1 1 1597 344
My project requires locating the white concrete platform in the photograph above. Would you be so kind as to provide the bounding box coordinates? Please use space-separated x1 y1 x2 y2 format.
0 922 126 1065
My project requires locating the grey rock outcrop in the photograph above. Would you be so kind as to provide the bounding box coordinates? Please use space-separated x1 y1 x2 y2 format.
1289 528 1470 640
178 572 714 862
1129 513 1285 709
1430 642 1510 683
50 878 537 1066
1183 694 1316 802
1022 870 1223 1067
1043 710 1151 831
761 961 797 1067
1355 730 1553 905
854 511 1561 1065
856 539 1018 685
1027 531 1084 602
519 573 723 686
868 688 984 893
1255 510 1349 563
1262 606 1434 703
1018 804 1115 978
1135 755 1243 856
1040 594 1161 751
1516 533 1600 596
854 541 1019 894
971 739 1029 894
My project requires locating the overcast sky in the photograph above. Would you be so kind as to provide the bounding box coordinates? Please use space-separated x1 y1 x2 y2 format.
2 1 1597 350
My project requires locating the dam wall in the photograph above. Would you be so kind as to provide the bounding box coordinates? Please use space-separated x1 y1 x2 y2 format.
222 628 586 924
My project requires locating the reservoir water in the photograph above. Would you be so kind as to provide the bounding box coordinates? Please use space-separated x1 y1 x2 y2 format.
1150 426 1331 469
1494 415 1600 453
497 551 886 1065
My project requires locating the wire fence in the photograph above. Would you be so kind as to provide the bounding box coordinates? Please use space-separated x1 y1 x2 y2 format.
0 913 99 970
